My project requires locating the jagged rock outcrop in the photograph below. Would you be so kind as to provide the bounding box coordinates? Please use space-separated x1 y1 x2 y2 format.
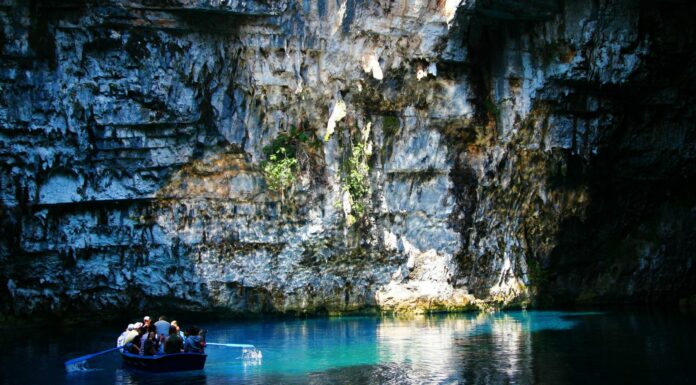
1 0 694 321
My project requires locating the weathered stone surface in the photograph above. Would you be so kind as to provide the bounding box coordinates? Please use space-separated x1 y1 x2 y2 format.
0 0 695 320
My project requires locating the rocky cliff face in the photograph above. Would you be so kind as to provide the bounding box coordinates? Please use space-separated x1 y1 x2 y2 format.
1 0 694 320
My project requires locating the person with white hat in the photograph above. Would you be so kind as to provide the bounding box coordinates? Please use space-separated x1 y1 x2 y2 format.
118 323 137 347
116 324 128 347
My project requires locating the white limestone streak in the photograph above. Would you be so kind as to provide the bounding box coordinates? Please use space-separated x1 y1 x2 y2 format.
325 97 347 141
341 189 353 222
361 52 384 80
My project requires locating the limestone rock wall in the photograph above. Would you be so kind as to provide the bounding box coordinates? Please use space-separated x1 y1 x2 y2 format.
0 0 694 320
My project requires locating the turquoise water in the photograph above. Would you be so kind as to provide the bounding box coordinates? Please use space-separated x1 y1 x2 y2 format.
2 310 695 384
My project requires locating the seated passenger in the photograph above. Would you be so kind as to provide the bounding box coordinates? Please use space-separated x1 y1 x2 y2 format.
138 326 149 355
154 315 170 338
123 325 138 346
158 333 166 354
126 341 140 355
183 327 206 354
164 325 184 354
142 331 158 356
171 320 185 339
116 324 133 347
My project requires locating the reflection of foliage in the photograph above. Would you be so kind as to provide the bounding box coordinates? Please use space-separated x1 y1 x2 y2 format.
261 126 317 200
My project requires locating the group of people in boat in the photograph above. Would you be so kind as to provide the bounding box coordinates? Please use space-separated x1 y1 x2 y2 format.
116 315 206 356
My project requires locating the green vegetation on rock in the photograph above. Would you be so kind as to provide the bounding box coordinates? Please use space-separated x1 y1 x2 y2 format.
261 126 313 200
262 152 298 194
345 142 370 216
383 115 400 137
340 123 372 226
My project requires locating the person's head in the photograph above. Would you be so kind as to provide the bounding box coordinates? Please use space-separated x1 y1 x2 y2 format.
185 326 198 337
143 316 151 326
171 320 179 330
148 331 156 340
127 324 135 331
169 325 178 336
159 315 167 321
134 322 143 329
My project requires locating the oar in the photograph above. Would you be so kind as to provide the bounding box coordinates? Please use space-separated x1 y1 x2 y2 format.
206 342 255 348
64 346 123 368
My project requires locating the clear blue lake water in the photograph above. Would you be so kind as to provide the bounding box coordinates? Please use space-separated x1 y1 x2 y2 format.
2 309 695 385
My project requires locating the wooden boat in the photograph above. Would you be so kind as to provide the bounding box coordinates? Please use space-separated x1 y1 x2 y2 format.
120 350 207 372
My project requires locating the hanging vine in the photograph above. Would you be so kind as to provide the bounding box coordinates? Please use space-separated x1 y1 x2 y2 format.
340 122 372 226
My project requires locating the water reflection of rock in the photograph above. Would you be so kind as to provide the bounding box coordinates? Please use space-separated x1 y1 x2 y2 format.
375 314 534 384
461 315 533 385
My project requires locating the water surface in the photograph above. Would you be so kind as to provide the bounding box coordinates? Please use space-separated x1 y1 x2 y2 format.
2 309 695 384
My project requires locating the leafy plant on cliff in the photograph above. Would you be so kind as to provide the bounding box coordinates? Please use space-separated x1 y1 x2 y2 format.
261 126 314 200
262 149 298 193
346 142 370 215
340 124 372 225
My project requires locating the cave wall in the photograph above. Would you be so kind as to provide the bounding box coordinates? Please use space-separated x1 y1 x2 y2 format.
0 0 694 320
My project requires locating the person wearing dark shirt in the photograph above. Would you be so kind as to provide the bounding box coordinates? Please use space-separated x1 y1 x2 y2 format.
164 325 184 354
139 327 149 354
142 331 158 356
126 341 140 354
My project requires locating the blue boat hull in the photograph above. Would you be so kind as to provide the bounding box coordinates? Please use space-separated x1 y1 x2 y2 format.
120 351 207 372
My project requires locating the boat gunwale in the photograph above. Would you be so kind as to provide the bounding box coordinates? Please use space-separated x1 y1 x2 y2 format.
121 350 207 360
119 350 207 360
